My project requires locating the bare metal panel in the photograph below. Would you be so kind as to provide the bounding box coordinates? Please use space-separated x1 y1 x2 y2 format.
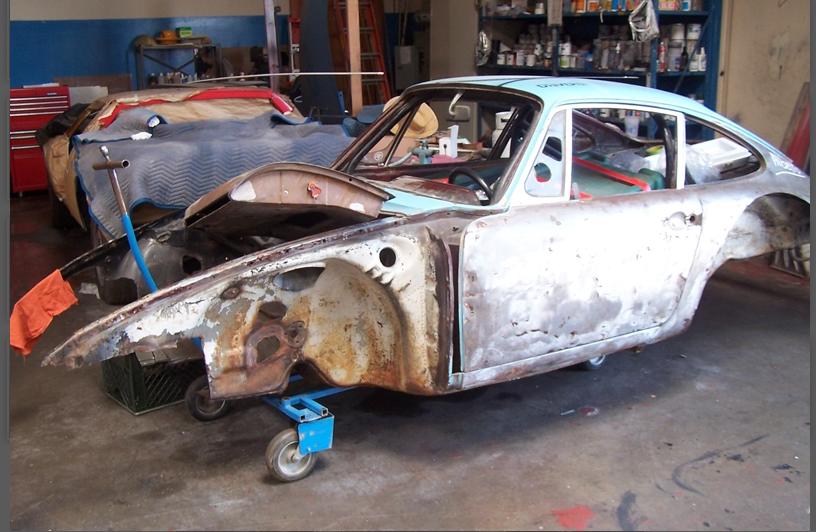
460 191 703 372
185 163 393 239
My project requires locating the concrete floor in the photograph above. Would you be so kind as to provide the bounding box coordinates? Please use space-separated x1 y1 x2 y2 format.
10 193 811 531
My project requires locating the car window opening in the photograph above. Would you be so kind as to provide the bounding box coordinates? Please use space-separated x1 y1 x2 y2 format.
345 88 542 206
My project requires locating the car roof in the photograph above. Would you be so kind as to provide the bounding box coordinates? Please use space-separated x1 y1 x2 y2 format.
414 75 715 117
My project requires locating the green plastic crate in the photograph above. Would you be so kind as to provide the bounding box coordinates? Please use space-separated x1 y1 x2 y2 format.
102 352 205 415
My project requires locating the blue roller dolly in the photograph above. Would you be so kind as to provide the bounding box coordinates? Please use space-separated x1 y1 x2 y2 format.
261 375 355 482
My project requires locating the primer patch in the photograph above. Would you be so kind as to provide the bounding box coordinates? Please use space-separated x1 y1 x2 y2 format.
232 182 257 201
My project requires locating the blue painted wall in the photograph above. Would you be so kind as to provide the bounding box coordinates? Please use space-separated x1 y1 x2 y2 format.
10 16 271 89
11 14 411 92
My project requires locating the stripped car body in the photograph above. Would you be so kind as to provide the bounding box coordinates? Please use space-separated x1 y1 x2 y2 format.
43 77 810 401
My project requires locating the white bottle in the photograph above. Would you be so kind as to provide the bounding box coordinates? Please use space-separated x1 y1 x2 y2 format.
698 47 707 72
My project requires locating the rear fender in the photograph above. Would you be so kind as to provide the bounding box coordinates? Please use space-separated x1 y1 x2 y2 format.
716 193 810 262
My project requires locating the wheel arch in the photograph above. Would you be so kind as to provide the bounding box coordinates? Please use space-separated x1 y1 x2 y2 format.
716 193 810 263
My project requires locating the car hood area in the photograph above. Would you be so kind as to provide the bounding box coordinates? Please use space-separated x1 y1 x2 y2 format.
39 162 484 400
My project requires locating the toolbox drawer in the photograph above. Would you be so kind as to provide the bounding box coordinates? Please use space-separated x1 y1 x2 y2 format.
10 86 71 193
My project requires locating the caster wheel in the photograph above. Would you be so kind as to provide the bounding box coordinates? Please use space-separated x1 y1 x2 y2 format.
185 375 232 421
265 428 317 482
577 355 606 371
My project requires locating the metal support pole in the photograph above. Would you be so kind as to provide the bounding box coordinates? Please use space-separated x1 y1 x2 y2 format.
264 0 281 92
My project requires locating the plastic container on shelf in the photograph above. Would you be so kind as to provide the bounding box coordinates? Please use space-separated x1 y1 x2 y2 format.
686 23 702 40
624 113 640 138
667 40 683 71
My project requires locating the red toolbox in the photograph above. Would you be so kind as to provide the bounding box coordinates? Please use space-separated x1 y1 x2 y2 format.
10 86 71 193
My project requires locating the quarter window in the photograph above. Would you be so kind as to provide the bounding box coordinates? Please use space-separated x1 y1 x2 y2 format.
683 116 760 185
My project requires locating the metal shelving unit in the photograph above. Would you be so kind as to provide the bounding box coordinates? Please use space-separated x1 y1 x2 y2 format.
478 1 721 110
135 43 223 89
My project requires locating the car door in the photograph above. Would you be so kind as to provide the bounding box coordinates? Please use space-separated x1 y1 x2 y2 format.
459 105 703 373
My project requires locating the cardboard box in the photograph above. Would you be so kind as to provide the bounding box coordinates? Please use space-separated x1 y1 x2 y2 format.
362 135 418 165
176 27 193 39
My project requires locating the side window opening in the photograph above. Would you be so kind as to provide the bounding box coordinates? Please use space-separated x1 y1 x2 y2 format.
683 116 761 185
567 107 678 199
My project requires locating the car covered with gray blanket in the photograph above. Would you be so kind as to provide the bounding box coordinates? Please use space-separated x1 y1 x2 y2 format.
43 86 352 236
41 86 354 303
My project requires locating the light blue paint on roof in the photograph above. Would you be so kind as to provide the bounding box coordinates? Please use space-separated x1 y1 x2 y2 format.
411 75 769 151
416 75 707 112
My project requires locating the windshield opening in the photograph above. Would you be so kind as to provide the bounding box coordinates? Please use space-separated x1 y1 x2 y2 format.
340 87 542 206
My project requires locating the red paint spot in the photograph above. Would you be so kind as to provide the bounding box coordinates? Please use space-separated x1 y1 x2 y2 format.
746 466 755 472
675 491 683 496
307 181 322 199
551 505 594 531
578 406 599 417
775 478 785 484
452 454 463 459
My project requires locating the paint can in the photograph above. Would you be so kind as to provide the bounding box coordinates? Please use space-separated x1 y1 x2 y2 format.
686 23 701 40
496 52 506 65
670 23 685 41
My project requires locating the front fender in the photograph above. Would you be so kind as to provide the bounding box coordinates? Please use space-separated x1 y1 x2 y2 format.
44 217 455 399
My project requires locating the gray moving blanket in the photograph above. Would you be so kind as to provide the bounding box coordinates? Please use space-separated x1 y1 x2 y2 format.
74 110 353 237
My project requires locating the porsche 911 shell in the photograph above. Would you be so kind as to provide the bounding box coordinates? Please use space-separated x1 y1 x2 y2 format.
41 77 810 402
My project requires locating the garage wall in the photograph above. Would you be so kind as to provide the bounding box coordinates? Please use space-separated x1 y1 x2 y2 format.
718 0 810 149
10 0 275 89
10 0 269 19
9 0 428 90
428 0 478 80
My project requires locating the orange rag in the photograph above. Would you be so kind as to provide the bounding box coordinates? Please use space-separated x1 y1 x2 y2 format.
10 269 78 355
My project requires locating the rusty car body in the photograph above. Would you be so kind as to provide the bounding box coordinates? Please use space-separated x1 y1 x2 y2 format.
42 77 810 402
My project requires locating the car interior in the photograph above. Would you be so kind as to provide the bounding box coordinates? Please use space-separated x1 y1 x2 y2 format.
343 90 762 207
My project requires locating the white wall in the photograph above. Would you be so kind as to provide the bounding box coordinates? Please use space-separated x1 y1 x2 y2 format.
718 0 810 148
429 0 478 80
